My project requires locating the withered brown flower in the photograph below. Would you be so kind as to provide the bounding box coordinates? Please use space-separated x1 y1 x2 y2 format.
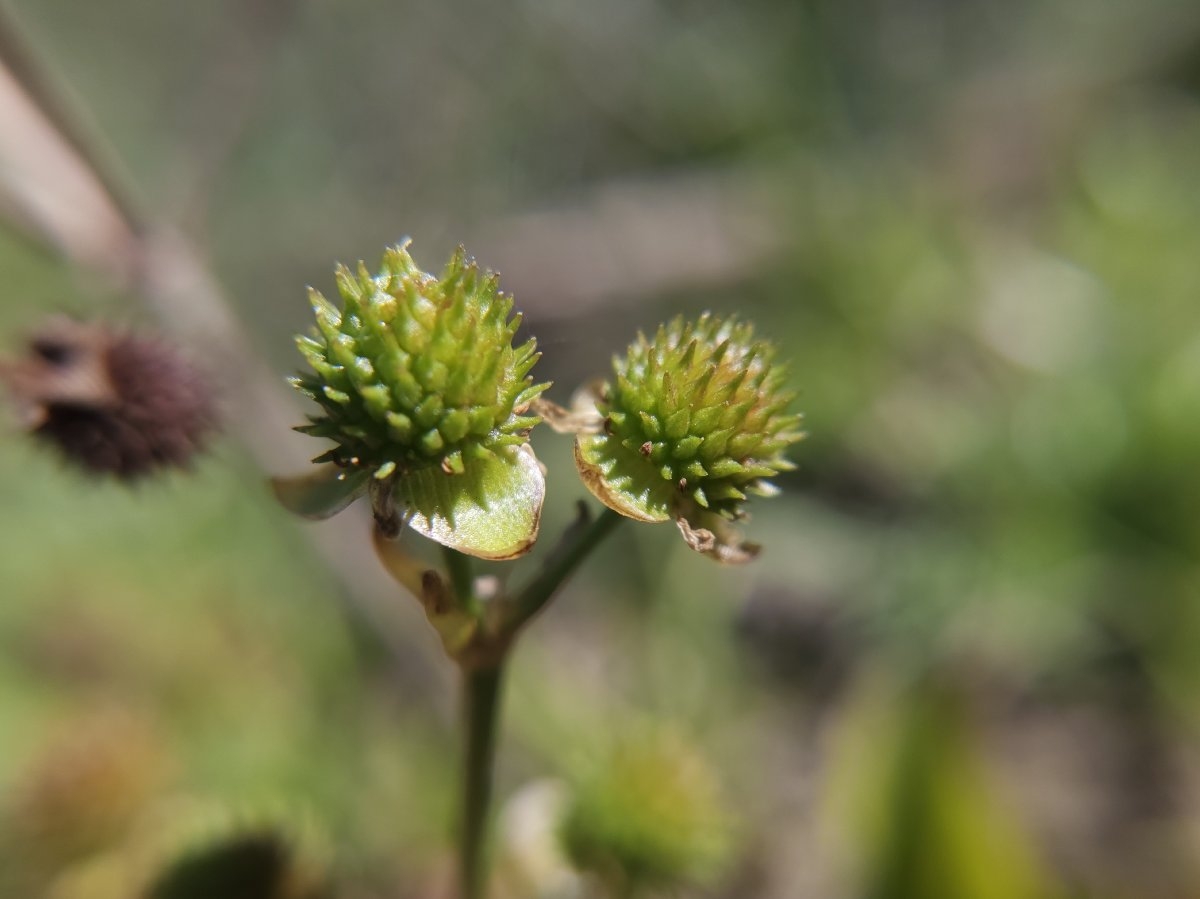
1 318 217 480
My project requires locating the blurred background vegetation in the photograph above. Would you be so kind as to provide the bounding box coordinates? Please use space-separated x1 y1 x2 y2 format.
2 0 1200 896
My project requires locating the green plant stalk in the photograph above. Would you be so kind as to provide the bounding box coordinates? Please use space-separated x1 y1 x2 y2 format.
507 508 623 632
451 509 623 899
460 661 504 899
444 545 481 617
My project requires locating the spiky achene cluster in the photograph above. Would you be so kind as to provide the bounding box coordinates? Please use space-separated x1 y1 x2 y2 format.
585 313 801 522
293 242 548 479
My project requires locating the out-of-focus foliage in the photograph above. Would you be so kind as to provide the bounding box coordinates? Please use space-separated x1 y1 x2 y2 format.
559 730 730 893
145 822 331 899
833 682 1059 899
4 0 1200 897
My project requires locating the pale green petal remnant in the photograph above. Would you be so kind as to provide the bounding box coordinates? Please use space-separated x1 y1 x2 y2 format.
397 443 545 561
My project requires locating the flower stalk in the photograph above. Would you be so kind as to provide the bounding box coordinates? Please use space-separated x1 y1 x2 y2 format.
459 661 504 899
277 241 799 899
446 510 624 899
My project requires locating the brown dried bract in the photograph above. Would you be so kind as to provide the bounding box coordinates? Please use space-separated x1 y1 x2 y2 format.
531 381 606 435
675 514 761 565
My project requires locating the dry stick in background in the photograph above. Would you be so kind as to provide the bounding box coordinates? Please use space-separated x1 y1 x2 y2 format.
0 3 786 669
0 5 425 664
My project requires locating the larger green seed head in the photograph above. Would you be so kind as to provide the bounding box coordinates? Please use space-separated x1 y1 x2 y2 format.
292 241 549 479
578 313 802 525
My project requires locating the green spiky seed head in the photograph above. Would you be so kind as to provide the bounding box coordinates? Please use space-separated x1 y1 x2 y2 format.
576 313 802 540
292 240 549 480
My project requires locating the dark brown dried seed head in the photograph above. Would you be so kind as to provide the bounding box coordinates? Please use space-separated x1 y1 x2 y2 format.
1 319 218 480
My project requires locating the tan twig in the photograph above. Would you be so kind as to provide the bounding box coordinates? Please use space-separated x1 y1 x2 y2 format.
0 4 438 671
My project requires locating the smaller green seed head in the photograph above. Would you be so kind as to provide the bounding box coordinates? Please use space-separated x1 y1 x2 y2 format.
559 732 729 892
579 313 802 524
292 241 549 478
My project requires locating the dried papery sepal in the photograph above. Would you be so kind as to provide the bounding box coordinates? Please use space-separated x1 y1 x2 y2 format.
674 512 760 565
370 527 480 658
531 380 607 435
0 317 217 480
563 313 802 562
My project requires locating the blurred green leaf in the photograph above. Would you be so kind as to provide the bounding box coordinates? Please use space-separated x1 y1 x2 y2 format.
270 466 369 520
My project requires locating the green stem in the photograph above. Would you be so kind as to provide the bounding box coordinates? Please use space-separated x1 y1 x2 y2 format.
443 545 479 616
451 509 621 899
507 507 623 632
460 662 504 899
